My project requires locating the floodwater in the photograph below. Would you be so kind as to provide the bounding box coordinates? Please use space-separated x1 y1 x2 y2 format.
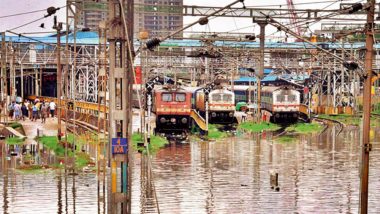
2 125 380 213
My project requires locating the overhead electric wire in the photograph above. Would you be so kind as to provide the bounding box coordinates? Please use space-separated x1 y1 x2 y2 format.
6 5 66 31
0 8 46 19
245 0 358 8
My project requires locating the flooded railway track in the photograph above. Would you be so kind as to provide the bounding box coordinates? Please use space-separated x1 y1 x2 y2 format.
313 117 344 136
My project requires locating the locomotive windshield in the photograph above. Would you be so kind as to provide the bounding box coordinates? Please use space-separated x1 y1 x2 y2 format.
223 94 233 102
162 93 173 102
288 95 296 102
212 94 222 102
175 93 186 102
211 93 233 102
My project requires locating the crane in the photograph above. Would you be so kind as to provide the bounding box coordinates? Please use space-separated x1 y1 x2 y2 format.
286 0 301 36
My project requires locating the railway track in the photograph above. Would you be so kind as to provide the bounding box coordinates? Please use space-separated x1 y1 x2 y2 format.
313 117 344 136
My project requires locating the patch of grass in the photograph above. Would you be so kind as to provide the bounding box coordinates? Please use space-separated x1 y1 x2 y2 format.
286 122 323 134
319 114 361 126
17 165 46 174
75 152 92 168
9 122 22 129
319 114 380 127
239 122 281 133
373 103 380 114
37 135 66 156
132 133 169 154
207 124 228 140
5 137 25 145
276 135 298 144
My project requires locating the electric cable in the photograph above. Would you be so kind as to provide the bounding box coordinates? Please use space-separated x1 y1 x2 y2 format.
0 8 46 19
7 6 66 31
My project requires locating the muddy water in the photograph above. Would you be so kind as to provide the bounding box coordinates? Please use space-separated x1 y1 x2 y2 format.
1 126 380 213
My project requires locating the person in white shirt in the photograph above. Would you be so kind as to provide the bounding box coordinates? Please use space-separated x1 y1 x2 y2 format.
49 101 56 118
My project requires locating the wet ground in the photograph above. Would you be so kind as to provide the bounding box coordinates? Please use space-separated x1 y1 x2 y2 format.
1 125 380 213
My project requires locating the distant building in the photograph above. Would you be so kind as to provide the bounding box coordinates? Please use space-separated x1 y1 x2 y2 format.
78 0 183 38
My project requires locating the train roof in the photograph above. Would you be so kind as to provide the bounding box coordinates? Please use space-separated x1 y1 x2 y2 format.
231 85 256 91
154 85 193 93
261 85 299 93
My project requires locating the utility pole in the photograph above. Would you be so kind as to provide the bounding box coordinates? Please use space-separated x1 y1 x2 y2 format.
108 0 132 213
53 16 63 148
255 19 267 122
1 32 7 123
360 0 375 213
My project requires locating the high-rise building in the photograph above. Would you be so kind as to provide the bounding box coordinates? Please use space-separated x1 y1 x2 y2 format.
77 0 183 38
134 0 183 38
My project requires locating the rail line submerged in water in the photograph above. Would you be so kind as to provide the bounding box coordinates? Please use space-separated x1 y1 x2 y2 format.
313 117 344 136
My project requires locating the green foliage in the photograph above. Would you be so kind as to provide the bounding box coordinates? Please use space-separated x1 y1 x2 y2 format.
239 122 281 133
132 133 169 154
319 114 361 126
276 135 298 144
37 136 68 157
9 122 22 129
5 137 25 145
75 152 91 168
286 122 323 134
207 124 228 140
374 103 380 114
17 165 44 173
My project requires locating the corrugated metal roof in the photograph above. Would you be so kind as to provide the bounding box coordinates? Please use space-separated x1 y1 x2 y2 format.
0 32 372 49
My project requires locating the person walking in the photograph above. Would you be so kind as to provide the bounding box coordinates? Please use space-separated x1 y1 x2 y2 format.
21 103 28 121
32 104 38 121
40 103 48 123
49 101 56 118
13 103 21 121
28 101 33 120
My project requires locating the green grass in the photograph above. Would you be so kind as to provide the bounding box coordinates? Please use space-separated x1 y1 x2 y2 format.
9 122 22 129
286 122 324 134
319 114 361 126
17 165 44 173
276 135 298 144
207 124 228 140
5 137 25 145
37 135 66 156
319 114 380 127
239 122 281 133
132 133 169 154
75 152 92 168
374 103 380 114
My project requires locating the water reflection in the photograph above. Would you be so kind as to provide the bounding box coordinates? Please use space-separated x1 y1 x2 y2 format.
136 126 380 213
1 126 380 213
0 169 103 214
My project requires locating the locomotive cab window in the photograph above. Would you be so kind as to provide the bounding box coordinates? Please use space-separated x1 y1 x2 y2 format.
223 94 233 102
162 93 173 102
212 93 222 102
175 93 186 102
288 95 296 102
276 95 285 102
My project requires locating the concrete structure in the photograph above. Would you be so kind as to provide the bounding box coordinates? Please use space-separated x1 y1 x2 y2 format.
78 0 183 38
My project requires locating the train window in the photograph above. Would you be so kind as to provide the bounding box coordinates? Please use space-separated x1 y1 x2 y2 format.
212 94 222 102
175 93 186 102
276 95 285 102
288 95 296 102
162 93 173 102
223 94 233 102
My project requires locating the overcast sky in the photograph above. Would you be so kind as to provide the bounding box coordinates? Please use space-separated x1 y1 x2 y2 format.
0 0 369 39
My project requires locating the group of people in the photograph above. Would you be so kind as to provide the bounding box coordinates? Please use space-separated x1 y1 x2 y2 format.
8 99 56 123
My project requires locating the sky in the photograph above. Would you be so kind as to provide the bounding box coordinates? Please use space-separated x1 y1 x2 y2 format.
0 0 370 39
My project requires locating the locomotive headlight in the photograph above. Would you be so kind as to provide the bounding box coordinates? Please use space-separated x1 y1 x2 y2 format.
229 112 234 117
181 117 188 124
211 112 217 117
170 118 176 123
160 117 166 123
